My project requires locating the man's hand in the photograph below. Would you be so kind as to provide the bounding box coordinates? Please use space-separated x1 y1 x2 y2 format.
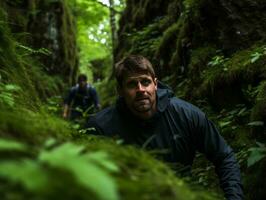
63 104 69 119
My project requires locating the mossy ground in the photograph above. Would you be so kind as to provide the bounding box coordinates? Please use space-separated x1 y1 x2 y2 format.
0 5 220 200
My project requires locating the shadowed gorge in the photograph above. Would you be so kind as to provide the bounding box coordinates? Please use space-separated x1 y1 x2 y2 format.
0 0 265 199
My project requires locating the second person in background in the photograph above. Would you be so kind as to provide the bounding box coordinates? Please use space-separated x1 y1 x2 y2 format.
63 74 100 121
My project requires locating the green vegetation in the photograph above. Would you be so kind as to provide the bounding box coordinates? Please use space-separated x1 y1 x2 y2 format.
200 44 266 93
0 2 220 199
1 0 266 199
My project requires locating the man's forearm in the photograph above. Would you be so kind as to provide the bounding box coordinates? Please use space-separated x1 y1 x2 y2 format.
216 151 244 200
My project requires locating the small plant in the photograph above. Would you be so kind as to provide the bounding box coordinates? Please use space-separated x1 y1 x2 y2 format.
17 44 51 56
247 142 266 167
0 138 119 200
0 80 21 107
207 55 229 71
250 46 266 63
242 84 260 103
42 95 62 115
216 104 250 132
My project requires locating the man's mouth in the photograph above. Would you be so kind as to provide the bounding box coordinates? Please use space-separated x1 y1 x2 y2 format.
134 97 150 108
135 95 149 101
135 97 149 103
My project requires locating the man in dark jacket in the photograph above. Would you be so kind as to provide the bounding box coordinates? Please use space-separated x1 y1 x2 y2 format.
87 55 243 200
63 74 100 120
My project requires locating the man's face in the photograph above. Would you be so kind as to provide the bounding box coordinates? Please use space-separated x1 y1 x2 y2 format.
118 73 158 120
78 80 87 89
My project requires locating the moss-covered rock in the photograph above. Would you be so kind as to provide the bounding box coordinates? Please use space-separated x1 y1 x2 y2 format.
0 7 62 102
116 0 266 87
196 44 266 110
2 0 79 86
0 109 220 200
250 81 266 141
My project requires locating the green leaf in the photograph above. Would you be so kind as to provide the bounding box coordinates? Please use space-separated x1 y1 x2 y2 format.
0 138 27 151
44 138 57 148
0 93 15 106
0 160 48 191
247 148 266 167
250 52 261 63
85 151 119 172
39 142 119 200
5 84 21 91
237 107 247 116
247 121 264 126
256 142 266 148
219 121 231 128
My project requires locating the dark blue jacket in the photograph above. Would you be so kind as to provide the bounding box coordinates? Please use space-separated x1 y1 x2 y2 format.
64 84 99 114
87 82 243 200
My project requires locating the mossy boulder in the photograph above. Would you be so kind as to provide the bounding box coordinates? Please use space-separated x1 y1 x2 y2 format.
1 0 78 86
0 104 219 200
196 44 266 110
116 0 266 88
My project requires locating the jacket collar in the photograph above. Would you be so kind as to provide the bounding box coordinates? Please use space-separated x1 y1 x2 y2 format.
156 81 174 112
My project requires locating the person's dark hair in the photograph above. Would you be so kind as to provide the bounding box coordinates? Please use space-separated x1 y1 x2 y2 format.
77 74 87 82
115 55 155 86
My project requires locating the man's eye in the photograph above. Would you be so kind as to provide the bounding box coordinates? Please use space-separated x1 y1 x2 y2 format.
141 79 151 86
127 81 137 88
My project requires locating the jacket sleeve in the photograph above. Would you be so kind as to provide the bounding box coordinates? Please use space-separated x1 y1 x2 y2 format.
86 117 103 135
192 111 244 200
90 87 100 108
64 88 75 105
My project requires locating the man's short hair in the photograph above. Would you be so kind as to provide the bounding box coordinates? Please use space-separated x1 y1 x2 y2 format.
77 74 87 82
115 55 155 86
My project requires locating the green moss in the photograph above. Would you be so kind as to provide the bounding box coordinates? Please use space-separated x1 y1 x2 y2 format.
250 81 266 139
61 0 78 85
184 0 202 15
73 136 219 200
0 2 72 107
199 44 266 95
167 0 180 21
96 77 117 107
125 18 163 58
168 15 190 70
188 46 217 79
0 9 19 71
156 22 180 59
0 107 72 145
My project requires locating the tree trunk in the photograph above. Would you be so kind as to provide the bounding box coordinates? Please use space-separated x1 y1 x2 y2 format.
109 0 117 72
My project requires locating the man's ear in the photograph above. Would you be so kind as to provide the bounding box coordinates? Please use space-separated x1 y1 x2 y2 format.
154 77 158 90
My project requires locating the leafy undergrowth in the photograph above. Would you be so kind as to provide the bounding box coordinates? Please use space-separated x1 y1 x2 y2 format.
189 98 266 200
0 104 220 200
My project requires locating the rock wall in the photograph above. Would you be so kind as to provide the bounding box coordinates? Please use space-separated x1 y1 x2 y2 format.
115 0 266 122
1 0 78 85
116 0 266 80
115 1 266 199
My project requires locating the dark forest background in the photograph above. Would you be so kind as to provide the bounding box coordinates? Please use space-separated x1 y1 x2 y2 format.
0 0 266 200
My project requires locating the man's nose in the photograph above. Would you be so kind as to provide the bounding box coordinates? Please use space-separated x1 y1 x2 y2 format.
136 82 145 91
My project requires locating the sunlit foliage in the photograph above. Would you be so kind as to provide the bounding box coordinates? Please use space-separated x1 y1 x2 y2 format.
67 0 125 80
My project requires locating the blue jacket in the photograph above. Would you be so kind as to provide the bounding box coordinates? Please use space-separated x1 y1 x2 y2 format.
64 84 99 111
87 82 243 200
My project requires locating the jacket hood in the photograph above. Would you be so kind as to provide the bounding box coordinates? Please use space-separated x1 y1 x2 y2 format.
116 81 174 114
156 81 174 112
